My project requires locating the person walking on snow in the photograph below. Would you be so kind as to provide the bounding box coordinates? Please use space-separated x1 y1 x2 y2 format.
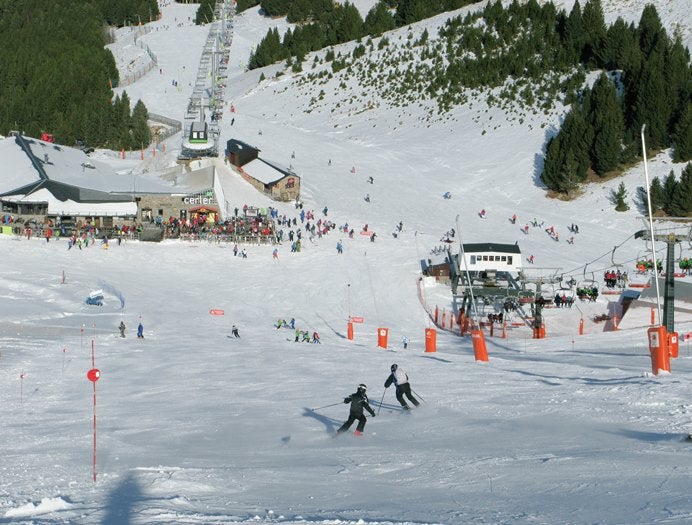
336 384 376 436
402 335 409 349
384 364 419 410
231 325 240 338
119 321 126 338
137 322 144 339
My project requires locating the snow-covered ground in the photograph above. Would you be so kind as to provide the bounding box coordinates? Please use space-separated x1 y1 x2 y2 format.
2 1 692 524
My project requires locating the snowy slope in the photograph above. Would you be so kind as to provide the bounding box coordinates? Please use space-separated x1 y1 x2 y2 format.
2 1 692 524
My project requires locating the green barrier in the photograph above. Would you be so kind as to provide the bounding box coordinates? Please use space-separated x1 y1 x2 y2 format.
1 225 14 235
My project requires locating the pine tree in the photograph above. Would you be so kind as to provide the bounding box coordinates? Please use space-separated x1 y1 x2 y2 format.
630 52 669 150
614 182 629 211
588 73 624 175
541 108 591 193
647 176 665 214
637 4 667 59
662 170 678 213
669 163 692 217
130 99 151 149
596 17 639 70
664 36 691 141
364 1 395 36
672 102 691 162
581 0 606 65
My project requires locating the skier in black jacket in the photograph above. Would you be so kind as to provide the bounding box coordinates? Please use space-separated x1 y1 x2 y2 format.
336 384 376 436
384 364 419 410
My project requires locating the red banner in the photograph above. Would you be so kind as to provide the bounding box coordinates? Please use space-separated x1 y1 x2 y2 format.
350 316 364 323
209 309 225 316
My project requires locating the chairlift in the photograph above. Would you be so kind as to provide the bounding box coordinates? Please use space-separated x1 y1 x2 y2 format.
558 274 576 291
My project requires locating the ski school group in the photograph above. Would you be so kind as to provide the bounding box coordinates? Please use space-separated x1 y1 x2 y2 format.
313 364 421 437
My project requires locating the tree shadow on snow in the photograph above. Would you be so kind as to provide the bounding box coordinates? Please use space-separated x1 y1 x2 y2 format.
302 407 341 434
101 472 143 525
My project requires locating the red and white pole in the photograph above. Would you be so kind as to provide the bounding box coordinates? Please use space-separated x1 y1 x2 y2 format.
87 334 101 482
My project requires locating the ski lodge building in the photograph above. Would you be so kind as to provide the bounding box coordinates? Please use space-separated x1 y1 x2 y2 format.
423 242 523 291
226 138 300 202
0 134 268 236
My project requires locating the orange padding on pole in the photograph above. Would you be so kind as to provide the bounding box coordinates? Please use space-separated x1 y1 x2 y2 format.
347 322 354 340
377 327 388 349
425 328 436 353
647 326 670 375
668 331 679 358
471 329 488 362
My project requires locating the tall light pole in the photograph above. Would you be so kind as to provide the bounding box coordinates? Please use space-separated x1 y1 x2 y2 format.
641 124 662 325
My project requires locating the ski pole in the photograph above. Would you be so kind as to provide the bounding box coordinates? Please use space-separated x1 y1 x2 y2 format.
377 389 386 415
411 388 425 403
310 402 343 412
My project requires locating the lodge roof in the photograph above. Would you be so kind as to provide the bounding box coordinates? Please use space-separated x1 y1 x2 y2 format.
461 242 521 254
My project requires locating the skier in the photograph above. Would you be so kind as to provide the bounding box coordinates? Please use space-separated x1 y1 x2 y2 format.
336 384 376 436
370 232 376 243
402 335 409 349
273 248 279 259
231 325 240 338
384 364 419 410
312 331 321 343
528 255 535 264
119 321 126 338
336 240 343 254
137 322 144 339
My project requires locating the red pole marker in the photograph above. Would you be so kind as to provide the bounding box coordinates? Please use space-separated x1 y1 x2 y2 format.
88 331 100 482
20 371 25 403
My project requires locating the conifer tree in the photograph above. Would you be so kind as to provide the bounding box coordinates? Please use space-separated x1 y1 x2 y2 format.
561 0 584 63
131 99 151 149
597 18 639 70
364 1 396 36
637 4 667 59
630 52 669 150
664 36 691 141
588 73 624 175
663 170 678 212
614 182 629 211
580 0 606 65
647 176 665 214
669 163 692 217
672 102 691 162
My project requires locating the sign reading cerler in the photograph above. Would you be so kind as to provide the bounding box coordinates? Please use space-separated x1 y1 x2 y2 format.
182 190 216 205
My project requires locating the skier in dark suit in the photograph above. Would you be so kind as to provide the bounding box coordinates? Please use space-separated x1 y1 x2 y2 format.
384 364 419 410
336 384 376 436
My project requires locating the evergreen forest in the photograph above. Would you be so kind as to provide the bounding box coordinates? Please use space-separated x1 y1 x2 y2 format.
250 0 690 210
0 0 157 150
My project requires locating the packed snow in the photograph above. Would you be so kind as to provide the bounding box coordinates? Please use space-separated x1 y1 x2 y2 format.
2 1 691 524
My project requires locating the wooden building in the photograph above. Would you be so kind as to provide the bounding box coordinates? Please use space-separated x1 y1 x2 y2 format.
226 138 300 202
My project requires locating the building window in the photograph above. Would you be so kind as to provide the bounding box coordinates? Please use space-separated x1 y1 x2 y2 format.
508 256 513 265
501 256 507 262
470 255 476 264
